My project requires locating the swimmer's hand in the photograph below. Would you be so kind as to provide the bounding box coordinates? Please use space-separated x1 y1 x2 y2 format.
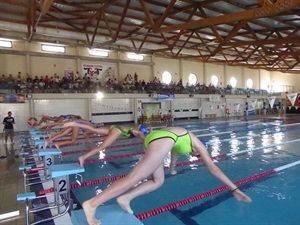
170 169 177 175
232 189 252 203
63 121 77 127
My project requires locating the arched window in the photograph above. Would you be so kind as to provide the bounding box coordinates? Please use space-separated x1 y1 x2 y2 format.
188 73 197 85
230 77 237 88
211 75 218 86
162 71 172 84
246 78 253 88
273 80 281 92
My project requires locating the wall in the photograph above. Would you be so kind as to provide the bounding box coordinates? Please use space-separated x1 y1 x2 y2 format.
225 66 243 88
30 56 77 78
205 63 225 87
271 71 300 93
119 63 152 82
181 60 204 85
0 91 278 133
0 54 27 76
154 57 180 82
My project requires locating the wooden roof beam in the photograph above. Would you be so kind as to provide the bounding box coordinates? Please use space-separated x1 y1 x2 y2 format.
40 0 55 16
157 0 300 33
27 0 36 39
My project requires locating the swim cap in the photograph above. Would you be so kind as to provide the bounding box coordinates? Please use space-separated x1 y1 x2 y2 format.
139 125 149 136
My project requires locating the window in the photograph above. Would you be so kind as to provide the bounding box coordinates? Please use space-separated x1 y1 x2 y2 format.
229 77 237 88
41 44 65 53
246 78 253 88
127 53 144 61
188 73 197 85
273 80 281 92
211 75 218 86
89 49 109 57
0 40 12 48
162 71 172 84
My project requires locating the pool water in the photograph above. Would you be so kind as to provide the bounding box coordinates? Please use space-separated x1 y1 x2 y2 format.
63 117 300 225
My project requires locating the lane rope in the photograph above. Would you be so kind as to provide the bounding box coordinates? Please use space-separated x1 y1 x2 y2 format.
135 160 300 220
61 142 143 155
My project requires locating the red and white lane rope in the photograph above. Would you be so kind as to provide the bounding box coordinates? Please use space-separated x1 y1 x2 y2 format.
135 160 300 220
61 141 143 156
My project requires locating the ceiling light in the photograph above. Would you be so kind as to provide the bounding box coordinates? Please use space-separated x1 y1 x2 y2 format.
89 49 109 57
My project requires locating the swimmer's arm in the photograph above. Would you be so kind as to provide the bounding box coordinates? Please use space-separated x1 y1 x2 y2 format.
169 152 178 175
191 133 252 202
132 129 146 140
37 122 65 128
149 126 153 133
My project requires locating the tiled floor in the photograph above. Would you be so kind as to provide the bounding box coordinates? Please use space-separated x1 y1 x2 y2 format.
0 135 27 225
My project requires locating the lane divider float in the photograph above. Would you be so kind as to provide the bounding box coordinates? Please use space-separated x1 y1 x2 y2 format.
136 160 300 220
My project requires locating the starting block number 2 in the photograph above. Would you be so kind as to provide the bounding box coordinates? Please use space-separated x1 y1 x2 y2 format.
55 175 68 195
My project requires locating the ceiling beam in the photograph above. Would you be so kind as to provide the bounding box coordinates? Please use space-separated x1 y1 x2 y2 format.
156 0 300 33
226 37 300 47
27 0 36 39
40 0 55 16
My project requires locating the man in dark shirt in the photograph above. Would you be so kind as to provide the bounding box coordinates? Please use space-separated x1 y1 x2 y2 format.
3 111 15 144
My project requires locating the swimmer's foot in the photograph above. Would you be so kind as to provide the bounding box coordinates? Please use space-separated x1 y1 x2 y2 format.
54 143 60 150
78 156 85 167
82 201 101 225
117 195 134 214
43 141 49 149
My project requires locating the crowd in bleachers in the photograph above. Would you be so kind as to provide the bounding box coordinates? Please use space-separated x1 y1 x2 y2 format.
0 71 271 96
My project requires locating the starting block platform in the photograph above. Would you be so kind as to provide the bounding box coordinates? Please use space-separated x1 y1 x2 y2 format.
71 204 143 225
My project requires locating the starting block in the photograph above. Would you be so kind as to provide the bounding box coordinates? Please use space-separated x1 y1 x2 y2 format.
31 134 48 140
17 163 84 225
71 204 144 225
19 148 62 192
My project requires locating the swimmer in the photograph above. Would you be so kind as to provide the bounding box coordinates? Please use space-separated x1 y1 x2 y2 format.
43 119 104 149
80 127 252 225
37 114 82 131
63 122 150 167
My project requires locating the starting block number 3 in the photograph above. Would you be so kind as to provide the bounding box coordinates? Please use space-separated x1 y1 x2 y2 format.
44 155 54 168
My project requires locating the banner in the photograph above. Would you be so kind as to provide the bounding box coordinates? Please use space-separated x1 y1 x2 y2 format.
250 99 257 110
234 103 240 112
157 94 175 101
82 63 115 83
220 103 226 111
286 93 299 107
0 94 25 103
267 96 276 108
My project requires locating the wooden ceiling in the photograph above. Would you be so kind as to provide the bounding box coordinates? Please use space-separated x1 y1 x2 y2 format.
0 0 300 73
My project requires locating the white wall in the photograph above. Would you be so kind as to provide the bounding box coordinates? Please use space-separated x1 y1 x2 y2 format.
154 57 180 83
0 92 270 133
205 63 225 87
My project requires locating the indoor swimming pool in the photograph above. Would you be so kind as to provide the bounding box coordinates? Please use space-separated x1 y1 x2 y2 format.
42 118 300 225
44 116 300 225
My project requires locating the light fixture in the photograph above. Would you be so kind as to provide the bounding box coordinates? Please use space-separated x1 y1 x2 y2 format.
89 49 109 57
96 92 104 99
0 40 12 48
127 53 144 61
41 44 65 53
